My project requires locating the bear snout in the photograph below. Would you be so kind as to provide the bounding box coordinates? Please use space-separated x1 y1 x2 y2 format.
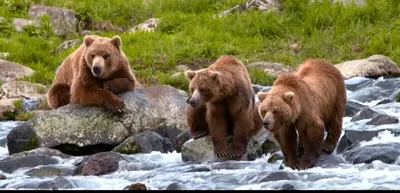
92 66 102 76
262 119 270 129
188 97 200 108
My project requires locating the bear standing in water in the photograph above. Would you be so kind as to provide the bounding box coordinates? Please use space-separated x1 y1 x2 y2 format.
257 59 346 170
185 55 263 160
47 35 137 113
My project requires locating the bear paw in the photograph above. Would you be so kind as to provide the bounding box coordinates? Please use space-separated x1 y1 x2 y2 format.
192 131 209 139
298 158 317 170
321 141 335 154
103 81 118 94
286 161 299 170
214 148 231 160
104 98 129 114
226 144 246 160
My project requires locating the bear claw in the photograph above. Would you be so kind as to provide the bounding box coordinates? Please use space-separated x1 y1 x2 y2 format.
215 150 230 160
321 142 335 154
321 148 332 154
105 99 128 114
118 105 132 114
215 150 243 160
227 152 240 160
228 143 246 160
228 151 244 160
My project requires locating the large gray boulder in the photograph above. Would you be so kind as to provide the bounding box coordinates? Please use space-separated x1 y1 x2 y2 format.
247 62 295 78
6 85 189 155
0 60 35 83
0 147 68 174
129 18 160 33
334 55 400 79
218 0 283 17
181 128 275 162
12 18 39 32
28 5 77 35
1 81 48 100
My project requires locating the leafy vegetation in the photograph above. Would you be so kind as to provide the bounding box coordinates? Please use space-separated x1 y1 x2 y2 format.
0 99 35 121
1 0 400 92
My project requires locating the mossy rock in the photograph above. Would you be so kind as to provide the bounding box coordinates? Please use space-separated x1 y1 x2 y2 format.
112 131 174 155
112 137 142 154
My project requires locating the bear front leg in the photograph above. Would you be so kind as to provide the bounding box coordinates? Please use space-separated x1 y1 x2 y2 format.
187 103 209 139
321 115 343 154
298 116 324 170
71 85 127 114
103 78 135 94
206 104 230 159
229 112 253 160
277 127 299 170
47 83 71 109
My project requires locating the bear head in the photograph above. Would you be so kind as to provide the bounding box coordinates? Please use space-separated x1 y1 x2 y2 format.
83 35 123 79
257 91 296 132
185 69 225 108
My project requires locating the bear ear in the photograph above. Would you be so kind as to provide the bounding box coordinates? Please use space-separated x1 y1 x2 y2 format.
84 35 95 47
185 70 196 80
111 36 122 49
283 91 295 103
257 92 268 102
210 71 221 81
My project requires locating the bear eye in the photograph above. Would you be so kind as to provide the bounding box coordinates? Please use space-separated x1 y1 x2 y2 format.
91 54 95 59
199 88 207 93
103 54 110 60
261 110 267 116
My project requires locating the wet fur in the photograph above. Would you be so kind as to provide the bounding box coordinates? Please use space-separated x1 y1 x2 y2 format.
186 55 263 160
257 59 346 170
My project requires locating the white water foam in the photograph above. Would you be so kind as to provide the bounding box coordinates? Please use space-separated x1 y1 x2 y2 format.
359 130 400 147
0 80 399 190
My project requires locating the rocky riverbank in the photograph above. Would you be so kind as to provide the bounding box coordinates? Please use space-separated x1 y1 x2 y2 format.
0 73 398 190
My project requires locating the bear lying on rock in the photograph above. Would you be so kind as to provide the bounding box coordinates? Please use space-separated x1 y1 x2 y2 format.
185 55 263 160
47 35 137 113
257 59 346 170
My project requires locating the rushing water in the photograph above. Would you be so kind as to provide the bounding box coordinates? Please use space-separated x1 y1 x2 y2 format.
0 78 400 190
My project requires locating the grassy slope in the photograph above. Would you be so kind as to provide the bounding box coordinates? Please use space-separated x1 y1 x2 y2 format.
1 0 400 92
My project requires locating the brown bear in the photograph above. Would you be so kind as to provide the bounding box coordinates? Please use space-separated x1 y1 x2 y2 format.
257 58 346 170
185 55 263 160
47 35 137 113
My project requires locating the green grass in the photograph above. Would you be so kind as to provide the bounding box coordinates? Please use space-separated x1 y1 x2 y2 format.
14 111 36 121
0 99 36 121
1 0 400 93
12 99 36 121
13 99 23 110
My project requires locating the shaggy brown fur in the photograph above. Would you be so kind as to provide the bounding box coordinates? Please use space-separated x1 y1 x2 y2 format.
185 55 263 160
47 35 136 113
257 59 346 170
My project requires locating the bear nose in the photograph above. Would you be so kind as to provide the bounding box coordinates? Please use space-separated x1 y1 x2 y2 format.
263 120 269 129
189 98 198 108
93 66 101 75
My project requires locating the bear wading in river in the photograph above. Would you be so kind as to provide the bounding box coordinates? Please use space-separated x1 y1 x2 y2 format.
185 55 263 160
257 58 346 170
